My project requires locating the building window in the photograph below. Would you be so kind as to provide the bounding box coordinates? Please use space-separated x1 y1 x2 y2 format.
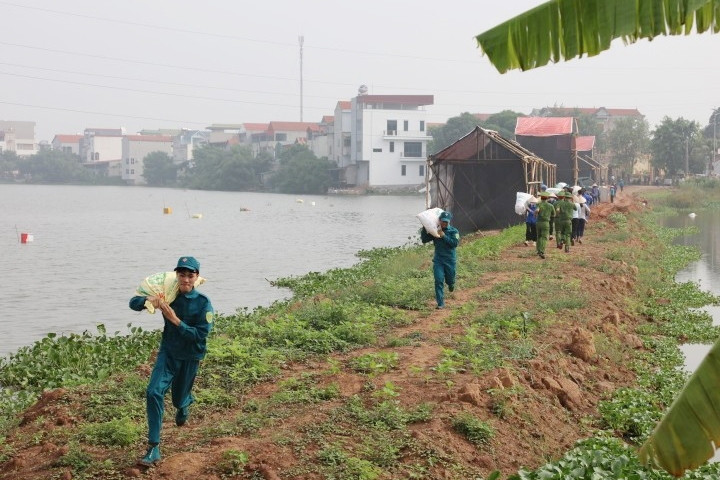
373 148 382 153
386 120 397 135
404 142 422 157
401 165 406 176
403 120 408 131
420 121 425 132
130 169 135 174
125 158 129 164
94 152 100 161
62 146 72 154
275 133 287 141
131 158 135 164
17 143 34 150
389 141 394 153
419 165 425 176
125 168 129 174
343 137 351 147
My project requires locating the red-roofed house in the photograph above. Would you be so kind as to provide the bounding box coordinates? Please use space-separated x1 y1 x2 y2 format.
515 117 594 183
51 134 83 155
238 123 268 144
531 106 644 133
121 135 174 185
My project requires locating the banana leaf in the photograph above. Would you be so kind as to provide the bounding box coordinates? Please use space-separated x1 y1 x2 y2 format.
638 337 720 476
475 0 720 73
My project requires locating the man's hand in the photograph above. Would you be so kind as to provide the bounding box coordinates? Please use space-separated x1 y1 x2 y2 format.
147 295 162 309
437 228 445 238
158 301 182 326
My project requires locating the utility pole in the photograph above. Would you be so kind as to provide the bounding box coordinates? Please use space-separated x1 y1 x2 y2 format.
713 110 717 171
299 35 304 122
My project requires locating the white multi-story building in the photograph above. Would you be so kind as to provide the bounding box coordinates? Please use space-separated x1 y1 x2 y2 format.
81 128 124 163
121 135 174 185
0 121 37 156
349 90 434 189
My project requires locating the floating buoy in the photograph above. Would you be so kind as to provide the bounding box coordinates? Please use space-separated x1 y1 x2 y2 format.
20 233 34 244
239 207 250 212
296 199 304 203
191 213 203 219
163 207 172 214
311 201 316 206
689 212 697 218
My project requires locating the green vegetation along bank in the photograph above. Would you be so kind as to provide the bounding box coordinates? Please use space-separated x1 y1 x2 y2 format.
2 183 720 479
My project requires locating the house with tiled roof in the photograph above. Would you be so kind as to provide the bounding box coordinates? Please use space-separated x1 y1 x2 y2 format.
121 134 174 185
531 106 644 133
238 123 269 145
51 134 83 155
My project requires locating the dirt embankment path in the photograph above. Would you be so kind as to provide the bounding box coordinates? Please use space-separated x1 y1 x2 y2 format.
0 186 661 480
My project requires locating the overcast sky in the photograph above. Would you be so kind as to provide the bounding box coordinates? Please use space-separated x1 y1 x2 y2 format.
2 0 718 142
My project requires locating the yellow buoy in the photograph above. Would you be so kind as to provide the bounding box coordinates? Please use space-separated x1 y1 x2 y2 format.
191 213 203 219
163 207 172 214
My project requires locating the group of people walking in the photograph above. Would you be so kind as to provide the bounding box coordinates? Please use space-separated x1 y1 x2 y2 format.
524 184 593 259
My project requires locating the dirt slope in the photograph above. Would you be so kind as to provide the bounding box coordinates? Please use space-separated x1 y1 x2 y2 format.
0 186 657 480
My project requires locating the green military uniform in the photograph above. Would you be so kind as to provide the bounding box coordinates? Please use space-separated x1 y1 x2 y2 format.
554 192 577 252
535 194 555 259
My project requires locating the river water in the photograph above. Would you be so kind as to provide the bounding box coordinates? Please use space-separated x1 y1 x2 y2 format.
662 209 720 372
2 184 425 358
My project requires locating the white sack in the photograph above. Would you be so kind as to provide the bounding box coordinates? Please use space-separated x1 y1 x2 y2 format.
515 192 533 215
417 207 444 238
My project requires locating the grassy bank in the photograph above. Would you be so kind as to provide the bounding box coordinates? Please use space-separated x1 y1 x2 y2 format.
2 183 720 479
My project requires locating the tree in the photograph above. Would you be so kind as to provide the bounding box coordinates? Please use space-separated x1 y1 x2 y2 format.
181 145 269 191
650 117 700 176
475 0 720 73
428 112 479 155
268 144 333 194
0 150 19 180
481 110 524 138
142 152 177 187
18 149 90 184
606 116 650 176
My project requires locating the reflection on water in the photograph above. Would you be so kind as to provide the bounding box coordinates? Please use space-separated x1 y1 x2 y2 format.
662 210 720 372
3 185 425 357
665 209 720 462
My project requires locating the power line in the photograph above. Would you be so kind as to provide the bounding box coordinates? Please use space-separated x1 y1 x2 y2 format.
0 62 342 100
0 71 338 109
0 100 208 126
0 1 473 64
0 41 355 86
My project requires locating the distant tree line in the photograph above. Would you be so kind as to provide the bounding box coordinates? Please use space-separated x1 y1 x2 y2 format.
3 109 718 192
428 108 720 180
0 144 335 194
